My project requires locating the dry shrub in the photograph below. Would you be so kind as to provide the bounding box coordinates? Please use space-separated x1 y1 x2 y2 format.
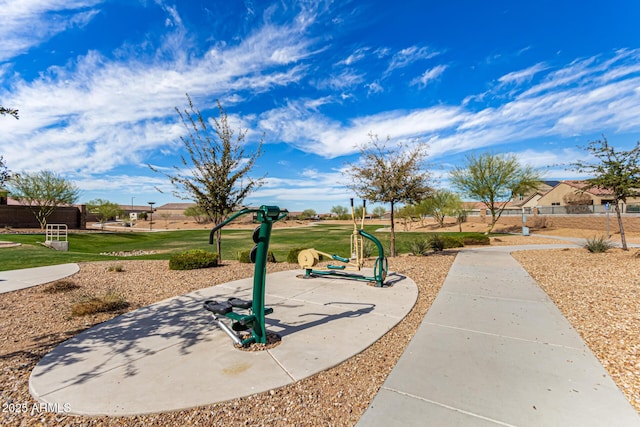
71 289 130 317
42 280 81 293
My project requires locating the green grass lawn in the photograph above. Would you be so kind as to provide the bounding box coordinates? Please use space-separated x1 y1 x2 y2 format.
0 224 487 271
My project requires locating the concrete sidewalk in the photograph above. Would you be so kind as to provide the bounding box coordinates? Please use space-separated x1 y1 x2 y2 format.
357 245 640 426
0 263 79 293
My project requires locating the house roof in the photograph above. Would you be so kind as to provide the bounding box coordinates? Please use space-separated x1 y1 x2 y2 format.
561 180 616 197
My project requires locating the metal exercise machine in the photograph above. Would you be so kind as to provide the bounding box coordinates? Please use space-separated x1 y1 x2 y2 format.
297 198 388 287
203 205 288 346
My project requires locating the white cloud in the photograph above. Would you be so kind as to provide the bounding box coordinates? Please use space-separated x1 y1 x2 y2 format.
497 62 548 86
385 46 440 76
0 9 316 174
0 0 103 62
410 65 448 88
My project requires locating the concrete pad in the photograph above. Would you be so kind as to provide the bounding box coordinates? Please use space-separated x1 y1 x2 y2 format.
30 269 417 416
0 263 79 293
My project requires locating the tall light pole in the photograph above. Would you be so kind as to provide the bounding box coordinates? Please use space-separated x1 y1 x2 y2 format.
131 196 135 211
148 202 155 231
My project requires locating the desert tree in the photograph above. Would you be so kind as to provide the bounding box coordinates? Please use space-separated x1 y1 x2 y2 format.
450 152 541 233
301 209 317 219
87 199 124 230
151 94 264 259
0 106 19 119
372 206 386 219
418 189 463 228
570 137 640 250
8 170 80 229
345 133 432 256
183 205 210 224
331 205 348 219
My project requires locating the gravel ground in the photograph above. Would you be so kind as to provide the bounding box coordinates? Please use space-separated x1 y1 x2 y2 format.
1 233 639 425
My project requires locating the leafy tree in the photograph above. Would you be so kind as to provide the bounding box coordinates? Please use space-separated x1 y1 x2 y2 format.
345 133 432 256
301 208 317 219
372 206 386 219
331 205 348 219
419 189 463 227
183 205 210 224
570 137 640 250
450 152 541 233
87 199 124 230
0 106 19 119
8 170 80 229
150 94 264 259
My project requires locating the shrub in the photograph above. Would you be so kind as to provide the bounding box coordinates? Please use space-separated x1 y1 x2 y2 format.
239 249 277 263
362 241 374 258
462 234 490 245
584 236 614 253
42 280 80 293
107 264 125 272
408 239 430 255
287 247 305 263
238 250 251 263
71 289 130 317
440 235 464 248
428 234 446 252
169 249 219 270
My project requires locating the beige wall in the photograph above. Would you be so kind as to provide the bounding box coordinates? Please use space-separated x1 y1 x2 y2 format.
537 183 601 206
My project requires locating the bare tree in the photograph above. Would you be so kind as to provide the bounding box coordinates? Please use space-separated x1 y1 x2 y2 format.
8 170 79 229
345 133 432 256
151 94 264 258
570 137 640 250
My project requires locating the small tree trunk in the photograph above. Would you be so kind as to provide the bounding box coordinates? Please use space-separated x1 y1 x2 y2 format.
216 229 223 261
615 202 628 250
389 201 396 257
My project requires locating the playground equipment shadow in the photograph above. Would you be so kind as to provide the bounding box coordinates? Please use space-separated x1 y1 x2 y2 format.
29 268 417 416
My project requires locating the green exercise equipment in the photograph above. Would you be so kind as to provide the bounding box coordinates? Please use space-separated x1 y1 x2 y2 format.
203 205 288 347
298 199 388 287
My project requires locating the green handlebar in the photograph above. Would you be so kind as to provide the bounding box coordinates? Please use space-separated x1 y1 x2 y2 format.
208 206 288 244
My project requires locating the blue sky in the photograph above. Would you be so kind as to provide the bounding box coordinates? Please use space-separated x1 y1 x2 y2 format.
1 1 640 213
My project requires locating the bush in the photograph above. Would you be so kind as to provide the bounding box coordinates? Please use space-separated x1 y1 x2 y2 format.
42 280 80 293
362 241 374 258
239 249 277 263
71 289 130 317
107 264 125 272
462 234 490 245
408 239 431 255
169 249 219 270
584 236 614 253
287 247 306 263
428 234 446 252
238 249 251 263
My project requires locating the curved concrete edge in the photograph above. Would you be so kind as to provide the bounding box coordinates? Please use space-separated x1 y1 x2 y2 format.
0 263 80 294
29 269 417 416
